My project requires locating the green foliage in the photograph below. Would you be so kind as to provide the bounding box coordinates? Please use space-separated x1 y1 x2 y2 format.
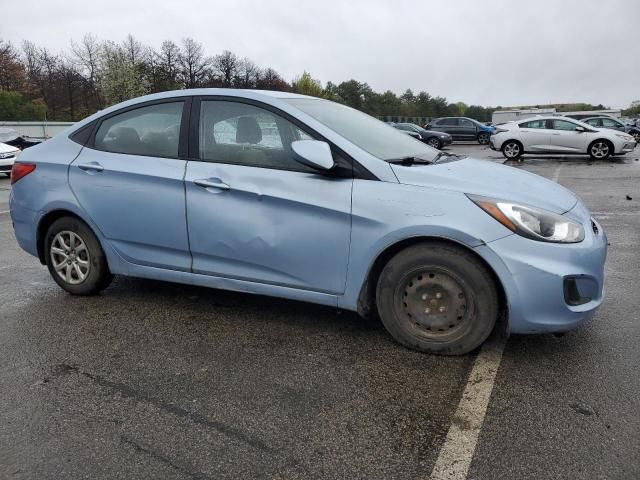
292 71 324 98
0 90 46 121
99 41 148 105
622 100 640 117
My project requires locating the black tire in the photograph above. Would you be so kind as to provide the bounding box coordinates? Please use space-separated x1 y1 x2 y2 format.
426 137 442 149
376 243 498 355
631 131 640 143
588 139 613 160
501 140 522 159
477 132 490 145
45 216 112 295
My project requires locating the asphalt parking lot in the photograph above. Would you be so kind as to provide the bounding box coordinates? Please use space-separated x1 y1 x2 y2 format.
1 145 639 479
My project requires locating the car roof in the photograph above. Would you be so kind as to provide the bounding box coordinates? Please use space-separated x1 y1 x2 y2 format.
68 89 318 131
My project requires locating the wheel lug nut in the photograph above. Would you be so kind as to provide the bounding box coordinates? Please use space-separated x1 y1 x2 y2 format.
439 306 447 313
421 294 428 300
436 292 442 299
425 308 431 314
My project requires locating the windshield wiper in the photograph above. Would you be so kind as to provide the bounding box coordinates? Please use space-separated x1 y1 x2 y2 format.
387 156 434 166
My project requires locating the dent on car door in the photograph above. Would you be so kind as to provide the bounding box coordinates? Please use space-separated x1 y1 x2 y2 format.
69 100 191 271
184 99 353 294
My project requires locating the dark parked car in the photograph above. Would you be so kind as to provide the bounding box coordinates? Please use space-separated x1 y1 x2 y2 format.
426 117 496 145
391 123 452 149
581 116 640 143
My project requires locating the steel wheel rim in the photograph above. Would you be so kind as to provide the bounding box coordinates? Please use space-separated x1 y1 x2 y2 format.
504 143 520 157
428 138 440 148
591 142 609 158
50 230 90 285
396 268 472 338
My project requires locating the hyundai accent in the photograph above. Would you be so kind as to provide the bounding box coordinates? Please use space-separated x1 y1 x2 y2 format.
9 90 607 354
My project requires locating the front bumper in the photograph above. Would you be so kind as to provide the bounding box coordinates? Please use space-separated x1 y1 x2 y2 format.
477 215 607 334
489 136 499 151
620 141 636 153
441 136 453 145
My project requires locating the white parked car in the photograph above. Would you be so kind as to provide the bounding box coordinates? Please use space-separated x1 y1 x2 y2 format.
490 116 637 160
0 142 21 176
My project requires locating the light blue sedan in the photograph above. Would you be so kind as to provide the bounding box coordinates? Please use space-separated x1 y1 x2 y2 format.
9 90 607 354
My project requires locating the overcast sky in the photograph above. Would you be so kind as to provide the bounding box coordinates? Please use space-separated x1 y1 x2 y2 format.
3 0 639 107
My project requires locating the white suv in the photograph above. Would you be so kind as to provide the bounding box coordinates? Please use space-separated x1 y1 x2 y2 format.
490 116 637 160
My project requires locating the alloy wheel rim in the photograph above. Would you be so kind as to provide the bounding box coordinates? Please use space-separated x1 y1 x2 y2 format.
504 143 520 157
398 269 470 336
428 138 440 148
50 230 90 285
591 142 609 158
479 134 489 144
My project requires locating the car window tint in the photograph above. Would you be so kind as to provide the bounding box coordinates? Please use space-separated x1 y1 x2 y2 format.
584 119 600 126
94 102 183 157
440 118 457 126
459 119 474 127
552 119 580 131
520 120 547 129
199 101 315 172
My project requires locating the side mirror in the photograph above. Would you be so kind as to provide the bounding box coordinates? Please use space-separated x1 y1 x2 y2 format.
291 140 334 171
575 126 586 132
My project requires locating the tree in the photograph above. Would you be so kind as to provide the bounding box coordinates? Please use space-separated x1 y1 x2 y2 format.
292 71 323 97
99 41 147 104
0 40 26 92
179 38 209 88
212 50 238 87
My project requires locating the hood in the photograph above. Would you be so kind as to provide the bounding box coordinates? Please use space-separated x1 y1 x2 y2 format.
391 158 577 214
0 142 20 154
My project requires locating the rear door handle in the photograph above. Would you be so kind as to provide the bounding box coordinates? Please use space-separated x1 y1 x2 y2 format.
194 178 230 191
77 162 104 172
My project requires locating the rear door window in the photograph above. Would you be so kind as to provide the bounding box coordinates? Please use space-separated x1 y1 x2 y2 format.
520 120 548 129
94 102 184 158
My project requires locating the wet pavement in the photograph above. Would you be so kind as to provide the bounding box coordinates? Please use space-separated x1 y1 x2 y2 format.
0 145 638 479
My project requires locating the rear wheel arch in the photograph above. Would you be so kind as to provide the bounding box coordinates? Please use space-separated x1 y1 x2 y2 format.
356 236 507 333
37 210 99 265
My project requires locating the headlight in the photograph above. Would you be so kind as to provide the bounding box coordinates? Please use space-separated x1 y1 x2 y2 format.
467 195 585 243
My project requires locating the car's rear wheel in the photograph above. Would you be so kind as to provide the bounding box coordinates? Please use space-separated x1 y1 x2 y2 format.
631 131 640 143
477 132 490 145
45 216 112 295
427 137 442 149
588 140 612 160
502 140 522 159
376 243 499 355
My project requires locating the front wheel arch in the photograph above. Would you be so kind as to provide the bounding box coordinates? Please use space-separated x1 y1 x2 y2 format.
356 237 507 333
588 139 614 159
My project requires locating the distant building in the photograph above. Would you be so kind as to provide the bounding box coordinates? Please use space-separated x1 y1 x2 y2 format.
492 107 623 124
492 108 556 124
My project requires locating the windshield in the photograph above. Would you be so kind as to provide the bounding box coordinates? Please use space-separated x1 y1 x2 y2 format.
284 98 438 162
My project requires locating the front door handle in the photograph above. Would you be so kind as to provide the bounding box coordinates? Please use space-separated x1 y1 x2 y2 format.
77 162 104 172
194 178 230 191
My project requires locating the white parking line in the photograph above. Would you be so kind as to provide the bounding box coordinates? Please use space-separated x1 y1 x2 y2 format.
551 164 563 182
429 337 506 480
0 210 9 215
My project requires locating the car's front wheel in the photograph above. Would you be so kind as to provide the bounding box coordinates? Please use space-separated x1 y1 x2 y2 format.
45 216 113 295
588 140 612 160
376 243 499 355
477 132 490 145
501 140 522 159
427 137 442 149
631 131 640 143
